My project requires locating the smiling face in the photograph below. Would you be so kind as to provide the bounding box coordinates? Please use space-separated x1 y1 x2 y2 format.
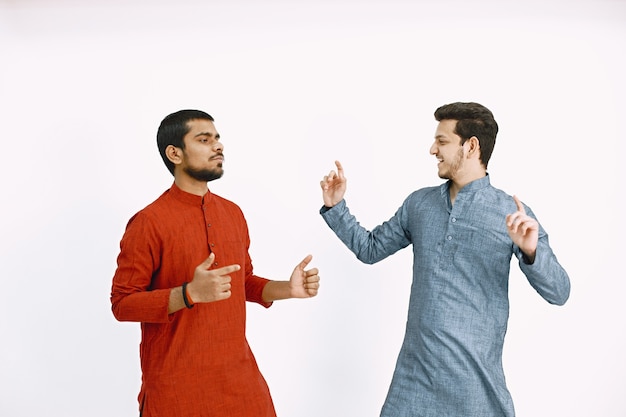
169 118 225 183
430 119 466 180
429 119 486 192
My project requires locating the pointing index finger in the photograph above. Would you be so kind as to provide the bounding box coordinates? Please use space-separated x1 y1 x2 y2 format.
215 263 241 275
335 160 344 177
513 195 525 214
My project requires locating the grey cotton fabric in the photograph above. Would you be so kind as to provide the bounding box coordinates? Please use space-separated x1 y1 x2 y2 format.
320 174 570 417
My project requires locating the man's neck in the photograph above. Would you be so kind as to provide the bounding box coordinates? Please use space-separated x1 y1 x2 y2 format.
174 176 208 197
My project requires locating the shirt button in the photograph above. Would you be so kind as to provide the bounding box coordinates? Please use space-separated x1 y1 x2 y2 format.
451 217 457 223
446 235 452 240
207 223 211 227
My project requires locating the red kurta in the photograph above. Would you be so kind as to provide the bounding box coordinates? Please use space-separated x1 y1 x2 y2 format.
111 183 276 417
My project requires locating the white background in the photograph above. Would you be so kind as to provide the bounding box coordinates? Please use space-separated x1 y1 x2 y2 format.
1 0 624 416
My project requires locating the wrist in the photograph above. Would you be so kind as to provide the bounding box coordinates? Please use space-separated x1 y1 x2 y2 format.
522 250 536 265
182 282 195 308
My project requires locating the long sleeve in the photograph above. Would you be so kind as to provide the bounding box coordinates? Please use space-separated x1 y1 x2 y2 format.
240 213 272 306
111 212 173 323
515 216 571 305
320 199 411 264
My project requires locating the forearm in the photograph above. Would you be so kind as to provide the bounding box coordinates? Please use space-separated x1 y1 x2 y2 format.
519 242 571 306
321 200 407 264
168 285 189 314
111 288 172 323
261 280 291 302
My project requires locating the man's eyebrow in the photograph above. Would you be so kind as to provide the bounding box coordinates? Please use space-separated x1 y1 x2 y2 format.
194 131 220 139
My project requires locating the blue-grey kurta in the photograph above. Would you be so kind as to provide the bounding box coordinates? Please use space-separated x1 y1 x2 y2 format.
320 175 570 417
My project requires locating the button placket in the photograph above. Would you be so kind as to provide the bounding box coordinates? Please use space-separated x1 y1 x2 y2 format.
204 210 217 266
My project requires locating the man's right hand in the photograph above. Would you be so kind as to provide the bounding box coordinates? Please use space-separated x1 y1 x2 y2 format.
187 253 240 303
320 160 347 207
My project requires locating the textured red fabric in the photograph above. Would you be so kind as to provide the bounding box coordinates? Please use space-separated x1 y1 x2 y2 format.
111 183 276 417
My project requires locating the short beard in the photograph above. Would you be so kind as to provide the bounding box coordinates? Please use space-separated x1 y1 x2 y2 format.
184 166 224 182
439 147 465 180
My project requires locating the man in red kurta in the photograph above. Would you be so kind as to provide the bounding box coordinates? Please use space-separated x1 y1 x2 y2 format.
111 110 320 417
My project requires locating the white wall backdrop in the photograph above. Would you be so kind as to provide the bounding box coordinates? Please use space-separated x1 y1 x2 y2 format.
1 0 624 416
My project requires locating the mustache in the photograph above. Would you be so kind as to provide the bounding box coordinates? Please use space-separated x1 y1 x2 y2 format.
210 152 224 160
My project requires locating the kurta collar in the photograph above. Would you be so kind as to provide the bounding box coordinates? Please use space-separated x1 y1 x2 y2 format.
169 182 212 206
439 174 491 200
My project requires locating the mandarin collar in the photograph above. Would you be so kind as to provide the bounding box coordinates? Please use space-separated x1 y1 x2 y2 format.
169 182 212 206
440 174 491 199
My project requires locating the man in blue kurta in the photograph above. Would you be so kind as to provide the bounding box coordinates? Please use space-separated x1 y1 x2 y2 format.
319 102 570 417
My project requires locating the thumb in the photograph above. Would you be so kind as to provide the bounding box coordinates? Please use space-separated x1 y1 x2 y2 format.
200 252 216 269
297 254 313 270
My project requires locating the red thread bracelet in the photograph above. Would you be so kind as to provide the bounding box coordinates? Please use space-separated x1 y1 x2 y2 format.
182 282 195 309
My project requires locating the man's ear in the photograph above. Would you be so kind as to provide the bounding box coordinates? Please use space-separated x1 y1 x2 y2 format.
165 145 183 165
465 136 481 159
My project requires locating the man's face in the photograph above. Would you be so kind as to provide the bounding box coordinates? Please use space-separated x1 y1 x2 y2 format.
179 119 224 182
430 119 466 180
